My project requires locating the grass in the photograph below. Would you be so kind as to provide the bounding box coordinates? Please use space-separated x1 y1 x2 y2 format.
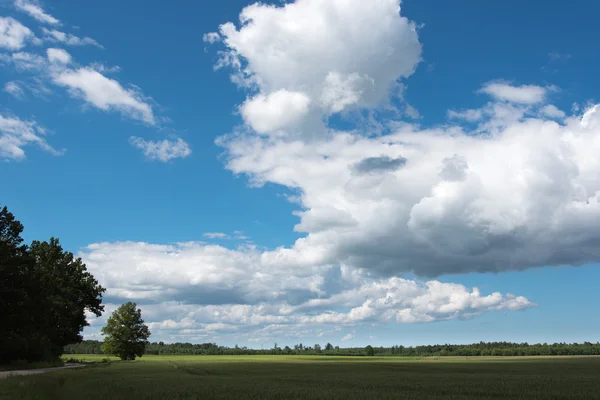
1 355 600 399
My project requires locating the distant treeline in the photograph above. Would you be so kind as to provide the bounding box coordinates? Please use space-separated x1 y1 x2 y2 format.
64 340 600 357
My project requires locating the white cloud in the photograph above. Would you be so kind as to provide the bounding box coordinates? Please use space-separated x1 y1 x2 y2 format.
215 0 421 131
79 241 533 342
0 17 35 50
14 0 60 25
41 28 102 48
0 51 46 71
220 103 600 277
46 47 71 64
208 0 600 285
240 90 311 134
4 81 25 99
548 52 571 62
1 39 159 126
341 334 354 341
129 137 191 162
52 67 156 124
447 108 483 122
203 232 229 239
0 113 63 160
320 72 373 114
479 82 549 104
202 32 220 44
540 104 566 119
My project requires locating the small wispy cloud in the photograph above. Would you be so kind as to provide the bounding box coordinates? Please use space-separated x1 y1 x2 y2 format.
14 0 60 25
203 232 229 239
129 137 191 161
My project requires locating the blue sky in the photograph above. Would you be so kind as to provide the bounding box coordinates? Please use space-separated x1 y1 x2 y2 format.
1 0 599 347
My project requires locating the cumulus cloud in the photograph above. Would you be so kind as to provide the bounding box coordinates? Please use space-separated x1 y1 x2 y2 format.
220 104 600 277
240 90 311 134
130 137 191 162
79 241 534 342
4 81 25 99
0 17 35 50
479 82 549 104
14 0 60 25
41 28 102 48
206 0 600 280
0 113 63 160
213 0 421 132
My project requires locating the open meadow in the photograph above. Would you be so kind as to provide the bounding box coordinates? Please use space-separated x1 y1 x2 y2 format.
1 355 600 399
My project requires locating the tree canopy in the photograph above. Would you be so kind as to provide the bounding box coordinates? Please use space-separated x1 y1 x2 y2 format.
102 302 151 360
0 204 105 363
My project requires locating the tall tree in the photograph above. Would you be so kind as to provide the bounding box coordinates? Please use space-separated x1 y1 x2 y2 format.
0 204 105 362
0 205 32 363
29 238 105 359
102 302 151 360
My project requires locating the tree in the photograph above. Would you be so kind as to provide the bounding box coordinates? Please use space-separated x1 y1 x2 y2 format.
314 344 322 353
102 302 151 360
0 205 32 362
1 205 105 362
29 238 105 359
365 345 375 356
325 342 334 351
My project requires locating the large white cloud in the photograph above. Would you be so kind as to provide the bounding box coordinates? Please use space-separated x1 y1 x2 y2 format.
80 241 533 342
206 1 600 279
219 101 600 277
212 0 421 133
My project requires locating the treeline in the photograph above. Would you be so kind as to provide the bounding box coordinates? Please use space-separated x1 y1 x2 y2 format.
0 205 105 363
64 340 600 357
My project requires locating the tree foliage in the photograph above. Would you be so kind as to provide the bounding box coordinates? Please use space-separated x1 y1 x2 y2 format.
0 205 105 363
101 302 151 360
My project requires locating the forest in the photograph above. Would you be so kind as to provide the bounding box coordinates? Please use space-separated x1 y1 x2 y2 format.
64 340 600 357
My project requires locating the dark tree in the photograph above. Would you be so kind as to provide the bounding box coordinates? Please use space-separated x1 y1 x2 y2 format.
102 302 151 360
29 238 106 359
365 345 375 356
0 206 32 363
0 205 105 362
325 342 334 351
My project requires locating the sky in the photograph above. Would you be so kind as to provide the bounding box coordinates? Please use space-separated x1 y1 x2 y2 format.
1 0 599 348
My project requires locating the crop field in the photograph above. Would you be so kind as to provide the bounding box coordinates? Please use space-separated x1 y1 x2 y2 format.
1 355 600 399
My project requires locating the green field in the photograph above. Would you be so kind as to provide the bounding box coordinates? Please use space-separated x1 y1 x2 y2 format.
2 355 600 399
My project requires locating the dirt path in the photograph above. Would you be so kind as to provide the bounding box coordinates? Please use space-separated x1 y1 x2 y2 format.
0 363 84 379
